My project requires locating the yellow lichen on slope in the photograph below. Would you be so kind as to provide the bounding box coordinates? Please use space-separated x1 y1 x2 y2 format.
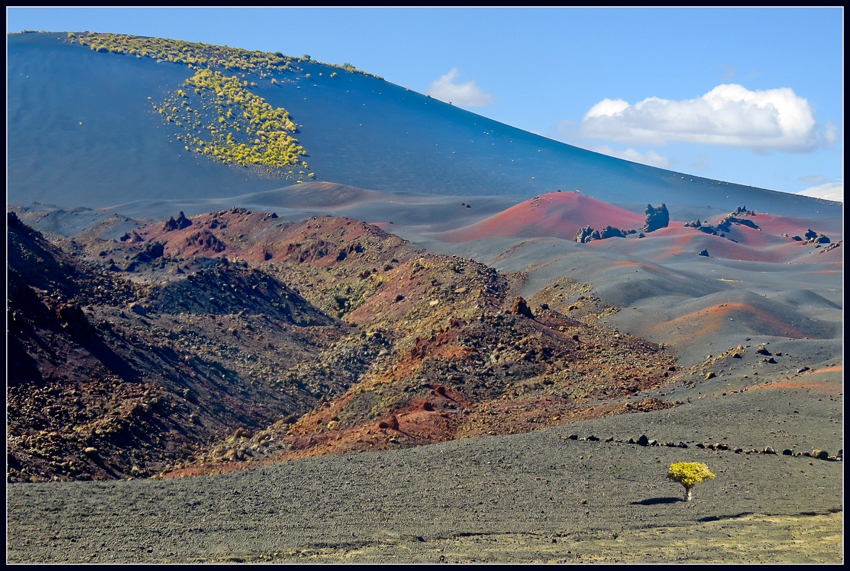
71 32 314 179
154 69 307 176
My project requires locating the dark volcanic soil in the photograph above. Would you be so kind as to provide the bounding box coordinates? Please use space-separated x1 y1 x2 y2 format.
7 396 843 563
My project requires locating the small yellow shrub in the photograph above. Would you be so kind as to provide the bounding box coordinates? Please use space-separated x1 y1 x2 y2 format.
667 462 715 501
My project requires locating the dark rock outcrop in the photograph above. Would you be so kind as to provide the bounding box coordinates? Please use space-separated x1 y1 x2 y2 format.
575 225 634 243
164 211 193 231
643 204 669 233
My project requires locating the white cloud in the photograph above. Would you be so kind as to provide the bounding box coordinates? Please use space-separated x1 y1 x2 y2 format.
426 68 493 108
592 145 670 169
821 121 837 147
797 181 843 202
581 84 824 152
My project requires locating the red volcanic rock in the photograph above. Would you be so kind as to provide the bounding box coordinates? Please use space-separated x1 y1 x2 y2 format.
185 230 227 254
440 192 645 242
378 414 400 431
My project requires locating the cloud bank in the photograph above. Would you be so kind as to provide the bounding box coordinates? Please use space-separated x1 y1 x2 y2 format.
581 84 825 152
797 182 843 202
427 69 493 108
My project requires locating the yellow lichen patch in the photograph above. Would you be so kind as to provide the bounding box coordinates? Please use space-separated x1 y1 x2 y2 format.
68 33 390 178
153 68 307 176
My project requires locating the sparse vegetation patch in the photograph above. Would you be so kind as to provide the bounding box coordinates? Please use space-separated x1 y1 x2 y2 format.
70 32 315 179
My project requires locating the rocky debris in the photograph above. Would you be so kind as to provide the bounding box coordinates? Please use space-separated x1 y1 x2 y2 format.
575 226 595 244
118 241 166 272
129 302 147 316
575 225 636 243
378 414 400 431
818 241 840 254
698 249 709 257
119 231 145 243
685 206 759 240
643 204 669 233
509 297 534 319
184 230 227 254
9 211 686 482
163 211 193 231
56 302 94 336
555 434 840 465
800 229 831 245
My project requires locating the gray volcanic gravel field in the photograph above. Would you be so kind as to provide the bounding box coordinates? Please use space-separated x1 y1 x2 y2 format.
8 389 843 564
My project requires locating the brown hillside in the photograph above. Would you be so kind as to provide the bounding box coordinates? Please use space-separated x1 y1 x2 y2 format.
9 209 680 482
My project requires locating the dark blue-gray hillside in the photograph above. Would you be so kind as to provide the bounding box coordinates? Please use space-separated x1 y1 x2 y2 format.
8 32 839 219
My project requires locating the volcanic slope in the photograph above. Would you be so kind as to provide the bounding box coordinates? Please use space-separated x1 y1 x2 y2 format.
8 31 840 221
8 209 688 481
418 194 842 372
8 211 372 482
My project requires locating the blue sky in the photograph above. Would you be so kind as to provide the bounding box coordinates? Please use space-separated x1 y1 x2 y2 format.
7 7 843 199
